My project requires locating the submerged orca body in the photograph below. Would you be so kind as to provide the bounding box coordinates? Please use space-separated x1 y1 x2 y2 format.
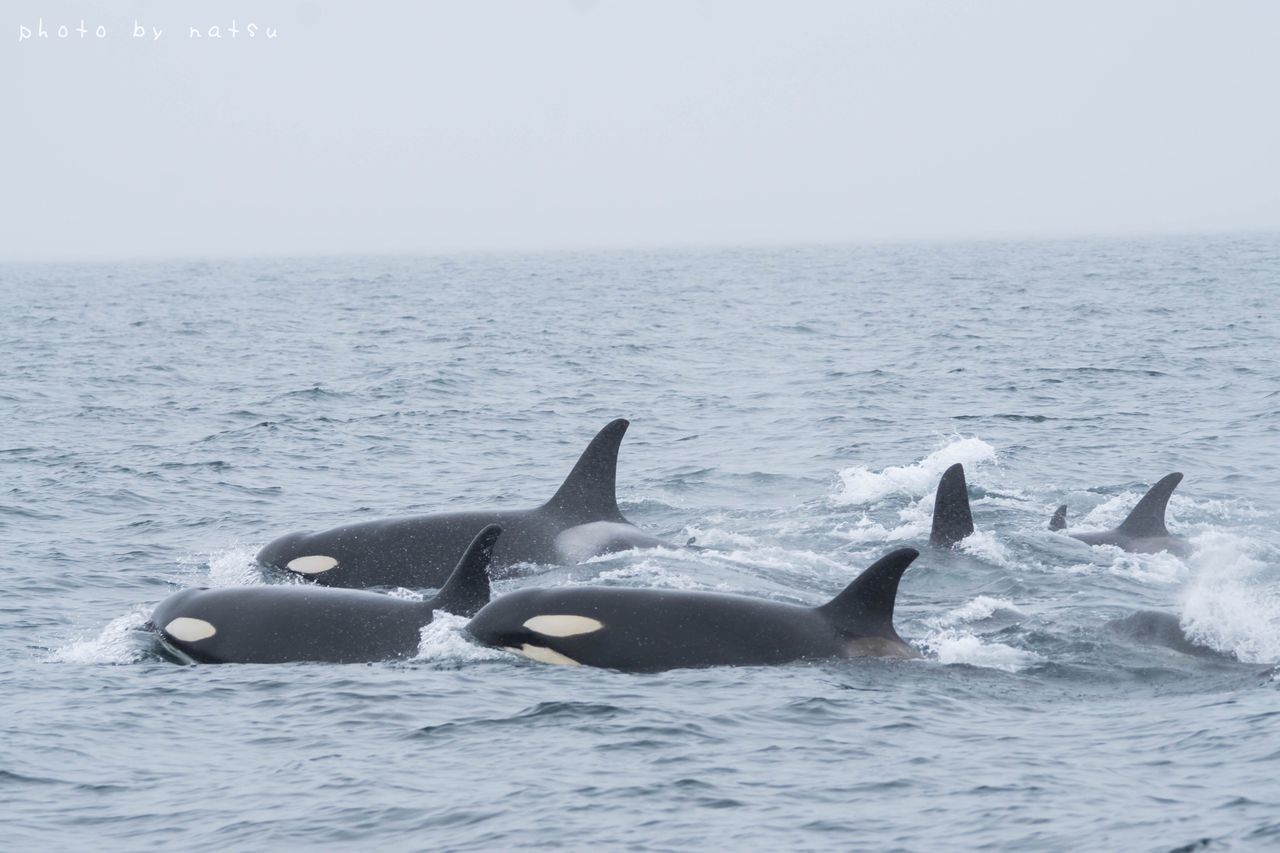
150 526 500 664
256 419 676 589
466 548 921 672
929 463 975 548
1050 473 1190 557
1105 610 1227 659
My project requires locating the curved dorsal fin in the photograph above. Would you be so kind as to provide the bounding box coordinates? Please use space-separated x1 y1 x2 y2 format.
1049 504 1068 531
1117 473 1182 538
929 463 974 548
432 525 501 616
542 419 628 523
818 548 919 640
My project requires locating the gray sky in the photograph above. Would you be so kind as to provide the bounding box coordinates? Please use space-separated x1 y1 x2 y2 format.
3 0 1278 261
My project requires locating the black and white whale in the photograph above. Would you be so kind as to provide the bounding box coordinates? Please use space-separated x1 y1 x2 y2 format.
465 548 921 672
257 419 678 589
930 462 975 548
1050 473 1191 557
149 525 500 664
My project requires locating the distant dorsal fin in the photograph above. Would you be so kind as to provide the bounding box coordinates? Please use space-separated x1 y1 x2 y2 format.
818 548 919 640
432 525 500 616
1049 504 1068 531
929 463 974 548
1117 473 1182 538
543 419 628 522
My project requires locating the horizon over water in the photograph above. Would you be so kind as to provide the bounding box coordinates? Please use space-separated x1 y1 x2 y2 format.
2 233 1279 850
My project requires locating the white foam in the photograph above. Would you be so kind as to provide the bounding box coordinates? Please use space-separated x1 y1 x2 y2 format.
1123 492 1260 527
832 436 996 505
958 530 1015 567
922 630 1041 672
831 514 900 544
978 490 1036 509
1107 550 1188 585
680 524 761 549
1053 538 1188 584
592 561 705 590
938 595 1024 625
414 613 508 663
832 502 932 544
51 605 152 664
918 595 1035 672
1178 495 1267 521
206 545 270 587
1068 491 1138 530
1071 488 1198 533
387 587 427 602
1180 531 1280 664
578 544 685 566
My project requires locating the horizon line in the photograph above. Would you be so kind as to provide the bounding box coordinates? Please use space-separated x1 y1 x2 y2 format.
2 225 1277 266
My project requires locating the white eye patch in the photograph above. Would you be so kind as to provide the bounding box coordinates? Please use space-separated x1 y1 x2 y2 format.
286 555 338 574
522 614 604 638
503 644 581 667
164 617 217 642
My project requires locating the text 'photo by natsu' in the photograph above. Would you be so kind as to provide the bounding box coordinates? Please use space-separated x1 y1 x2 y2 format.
17 18 278 44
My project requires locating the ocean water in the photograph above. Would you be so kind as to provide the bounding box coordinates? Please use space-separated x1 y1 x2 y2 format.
3 234 1279 850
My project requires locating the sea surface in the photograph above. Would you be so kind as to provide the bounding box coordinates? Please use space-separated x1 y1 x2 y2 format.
2 235 1279 851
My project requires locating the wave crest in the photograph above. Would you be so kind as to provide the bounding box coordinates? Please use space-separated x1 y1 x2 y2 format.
832 436 996 505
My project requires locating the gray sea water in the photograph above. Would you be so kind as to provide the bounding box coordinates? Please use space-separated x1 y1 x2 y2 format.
3 234 1279 850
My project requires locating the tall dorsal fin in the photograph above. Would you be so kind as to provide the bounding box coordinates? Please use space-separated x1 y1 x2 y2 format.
1049 504 1068 531
432 525 500 616
929 463 974 548
1117 472 1182 537
542 419 628 522
817 548 918 640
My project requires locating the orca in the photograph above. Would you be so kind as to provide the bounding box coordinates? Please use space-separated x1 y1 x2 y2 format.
1105 610 1228 659
465 548 921 672
930 462 975 548
256 419 678 589
1049 473 1191 557
149 525 500 664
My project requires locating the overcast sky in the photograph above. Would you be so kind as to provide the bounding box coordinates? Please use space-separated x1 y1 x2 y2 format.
3 0 1278 261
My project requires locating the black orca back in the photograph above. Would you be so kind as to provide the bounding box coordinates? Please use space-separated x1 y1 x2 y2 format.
817 548 919 642
1117 472 1182 538
930 463 975 548
542 418 629 524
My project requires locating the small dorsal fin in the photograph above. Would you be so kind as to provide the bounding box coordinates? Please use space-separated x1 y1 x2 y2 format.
542 419 628 523
1049 504 1068 531
818 548 919 640
929 463 974 548
1117 473 1182 537
432 525 500 616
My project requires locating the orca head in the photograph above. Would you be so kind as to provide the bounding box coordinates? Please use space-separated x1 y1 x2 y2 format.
256 531 341 578
149 589 221 663
466 590 545 650
465 590 601 666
